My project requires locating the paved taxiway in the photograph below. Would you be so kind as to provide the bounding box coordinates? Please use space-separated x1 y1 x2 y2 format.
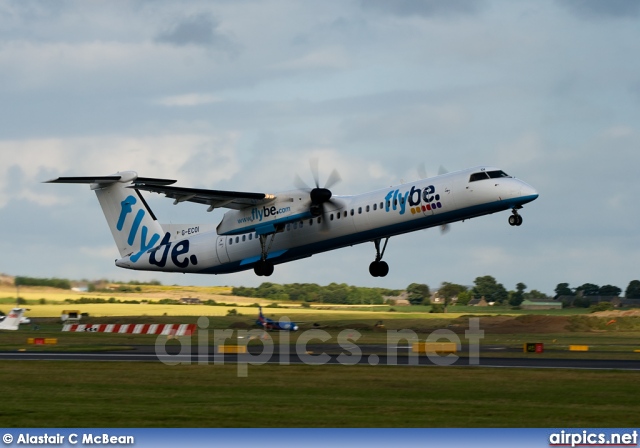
2 345 640 370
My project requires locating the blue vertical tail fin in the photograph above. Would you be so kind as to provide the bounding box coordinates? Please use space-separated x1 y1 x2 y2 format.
46 172 176 260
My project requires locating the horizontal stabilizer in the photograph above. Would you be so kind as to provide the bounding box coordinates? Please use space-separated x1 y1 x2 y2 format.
45 176 122 184
45 176 177 186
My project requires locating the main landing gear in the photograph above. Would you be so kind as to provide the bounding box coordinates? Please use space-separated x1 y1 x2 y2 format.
254 234 275 277
369 237 390 277
508 207 523 226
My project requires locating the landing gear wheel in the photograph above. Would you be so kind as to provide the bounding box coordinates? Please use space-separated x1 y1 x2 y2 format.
509 213 523 226
254 260 274 277
369 261 389 277
377 261 389 277
370 238 391 277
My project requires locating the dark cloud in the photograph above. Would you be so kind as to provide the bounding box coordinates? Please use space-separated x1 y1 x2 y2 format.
155 13 238 53
361 0 486 18
559 0 640 19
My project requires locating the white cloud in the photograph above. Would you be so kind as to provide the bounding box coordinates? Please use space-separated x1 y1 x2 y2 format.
494 132 544 169
156 93 221 107
601 125 635 139
270 46 351 71
0 133 241 208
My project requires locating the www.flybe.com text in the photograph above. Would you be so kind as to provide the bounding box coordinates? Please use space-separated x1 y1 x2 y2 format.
238 206 292 224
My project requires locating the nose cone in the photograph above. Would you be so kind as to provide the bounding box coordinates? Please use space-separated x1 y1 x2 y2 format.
518 181 539 205
521 182 539 200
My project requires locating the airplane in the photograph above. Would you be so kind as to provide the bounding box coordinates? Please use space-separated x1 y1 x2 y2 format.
0 308 29 331
46 164 538 278
256 306 299 331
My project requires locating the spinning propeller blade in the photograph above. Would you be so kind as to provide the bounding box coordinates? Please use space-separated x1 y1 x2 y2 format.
295 159 342 230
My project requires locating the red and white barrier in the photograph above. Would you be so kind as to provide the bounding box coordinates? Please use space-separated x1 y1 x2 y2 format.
62 323 196 336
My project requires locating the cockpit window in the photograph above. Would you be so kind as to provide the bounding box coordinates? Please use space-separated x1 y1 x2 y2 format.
469 172 490 182
487 170 511 179
469 170 511 182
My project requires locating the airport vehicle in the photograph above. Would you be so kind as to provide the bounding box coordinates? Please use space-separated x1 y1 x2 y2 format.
0 308 29 331
46 164 537 277
256 307 299 331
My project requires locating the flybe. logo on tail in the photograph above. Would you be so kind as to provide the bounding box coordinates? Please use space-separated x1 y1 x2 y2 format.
384 185 442 215
117 195 198 268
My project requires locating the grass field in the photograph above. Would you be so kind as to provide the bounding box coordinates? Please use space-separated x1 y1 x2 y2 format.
0 361 638 427
2 285 640 428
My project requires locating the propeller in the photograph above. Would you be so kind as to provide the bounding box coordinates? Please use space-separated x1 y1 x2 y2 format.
295 159 342 228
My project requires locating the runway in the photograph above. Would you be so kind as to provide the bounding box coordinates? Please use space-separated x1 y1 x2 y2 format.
2 345 640 370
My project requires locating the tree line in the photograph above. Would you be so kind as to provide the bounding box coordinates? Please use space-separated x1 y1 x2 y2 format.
14 276 72 290
232 282 403 305
11 275 640 309
405 277 640 309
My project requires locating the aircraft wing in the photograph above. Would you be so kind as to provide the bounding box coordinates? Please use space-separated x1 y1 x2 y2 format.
131 183 276 211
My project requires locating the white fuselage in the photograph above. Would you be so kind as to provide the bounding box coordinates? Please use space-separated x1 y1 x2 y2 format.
114 166 538 275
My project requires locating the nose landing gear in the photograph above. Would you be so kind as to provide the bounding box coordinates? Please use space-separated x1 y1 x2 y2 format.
509 208 523 226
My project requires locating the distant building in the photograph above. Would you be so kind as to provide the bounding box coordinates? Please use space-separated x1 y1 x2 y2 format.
468 297 488 307
520 300 562 310
180 298 202 305
61 310 81 323
618 299 640 308
556 295 628 307
385 292 410 306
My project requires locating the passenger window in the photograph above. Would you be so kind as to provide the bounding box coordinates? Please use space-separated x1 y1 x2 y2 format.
350 209 354 216
293 222 297 230
300 221 304 228
344 211 347 218
373 203 377 211
249 234 253 241
242 235 246 242
330 214 334 221
380 202 384 209
235 237 239 243
358 207 362 214
336 212 340 220
366 205 370 212
287 224 291 231
229 238 232 245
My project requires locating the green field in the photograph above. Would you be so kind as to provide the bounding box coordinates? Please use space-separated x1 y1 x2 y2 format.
0 362 639 427
2 285 640 428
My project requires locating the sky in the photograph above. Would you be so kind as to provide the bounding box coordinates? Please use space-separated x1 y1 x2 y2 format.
1 0 639 295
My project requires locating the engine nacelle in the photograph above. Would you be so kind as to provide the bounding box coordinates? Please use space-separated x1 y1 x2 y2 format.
216 193 313 236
